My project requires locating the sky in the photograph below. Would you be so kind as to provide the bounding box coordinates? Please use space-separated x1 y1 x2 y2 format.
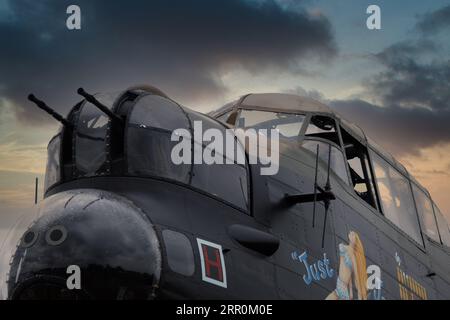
0 0 450 231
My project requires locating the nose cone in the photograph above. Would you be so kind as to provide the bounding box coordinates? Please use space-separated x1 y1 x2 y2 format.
8 190 161 300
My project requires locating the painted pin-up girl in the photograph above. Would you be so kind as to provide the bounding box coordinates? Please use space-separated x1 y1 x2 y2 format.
326 231 368 300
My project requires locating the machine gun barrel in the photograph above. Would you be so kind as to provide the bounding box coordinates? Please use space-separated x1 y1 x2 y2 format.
77 88 123 123
28 94 72 128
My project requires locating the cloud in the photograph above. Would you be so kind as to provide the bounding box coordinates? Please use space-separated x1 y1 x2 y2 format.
283 85 326 102
397 143 450 219
328 37 450 157
281 41 450 158
370 40 450 111
328 5 450 158
0 141 47 173
0 170 44 209
416 5 450 34
330 99 450 156
0 98 52 173
0 0 336 125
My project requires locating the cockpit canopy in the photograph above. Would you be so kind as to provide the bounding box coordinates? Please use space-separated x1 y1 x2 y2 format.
210 93 450 249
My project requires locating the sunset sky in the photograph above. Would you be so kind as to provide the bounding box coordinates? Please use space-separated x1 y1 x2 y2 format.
0 0 449 231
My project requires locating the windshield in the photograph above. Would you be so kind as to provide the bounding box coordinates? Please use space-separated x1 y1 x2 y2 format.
236 110 305 140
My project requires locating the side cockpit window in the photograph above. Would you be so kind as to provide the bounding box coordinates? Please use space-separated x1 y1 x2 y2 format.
44 134 61 190
434 204 450 247
412 184 440 243
302 115 352 185
371 151 423 245
302 139 350 186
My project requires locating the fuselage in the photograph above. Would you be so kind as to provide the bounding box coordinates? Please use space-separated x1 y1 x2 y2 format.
4 88 450 300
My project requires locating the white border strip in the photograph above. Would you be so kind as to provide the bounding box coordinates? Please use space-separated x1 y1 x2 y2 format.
197 238 227 288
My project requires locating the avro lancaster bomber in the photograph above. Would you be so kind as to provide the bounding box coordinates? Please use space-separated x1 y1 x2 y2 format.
1 86 449 299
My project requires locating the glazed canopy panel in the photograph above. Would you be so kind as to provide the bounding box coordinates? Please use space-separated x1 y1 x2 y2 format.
127 94 250 211
209 93 450 221
211 93 416 189
241 93 333 114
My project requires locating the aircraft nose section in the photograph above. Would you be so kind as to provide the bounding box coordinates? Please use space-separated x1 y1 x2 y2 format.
7 190 161 300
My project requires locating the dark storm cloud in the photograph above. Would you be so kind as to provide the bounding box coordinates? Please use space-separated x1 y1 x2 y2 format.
371 40 450 111
284 85 325 102
330 99 450 156
330 4 450 156
0 0 336 125
416 5 450 34
328 40 450 156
